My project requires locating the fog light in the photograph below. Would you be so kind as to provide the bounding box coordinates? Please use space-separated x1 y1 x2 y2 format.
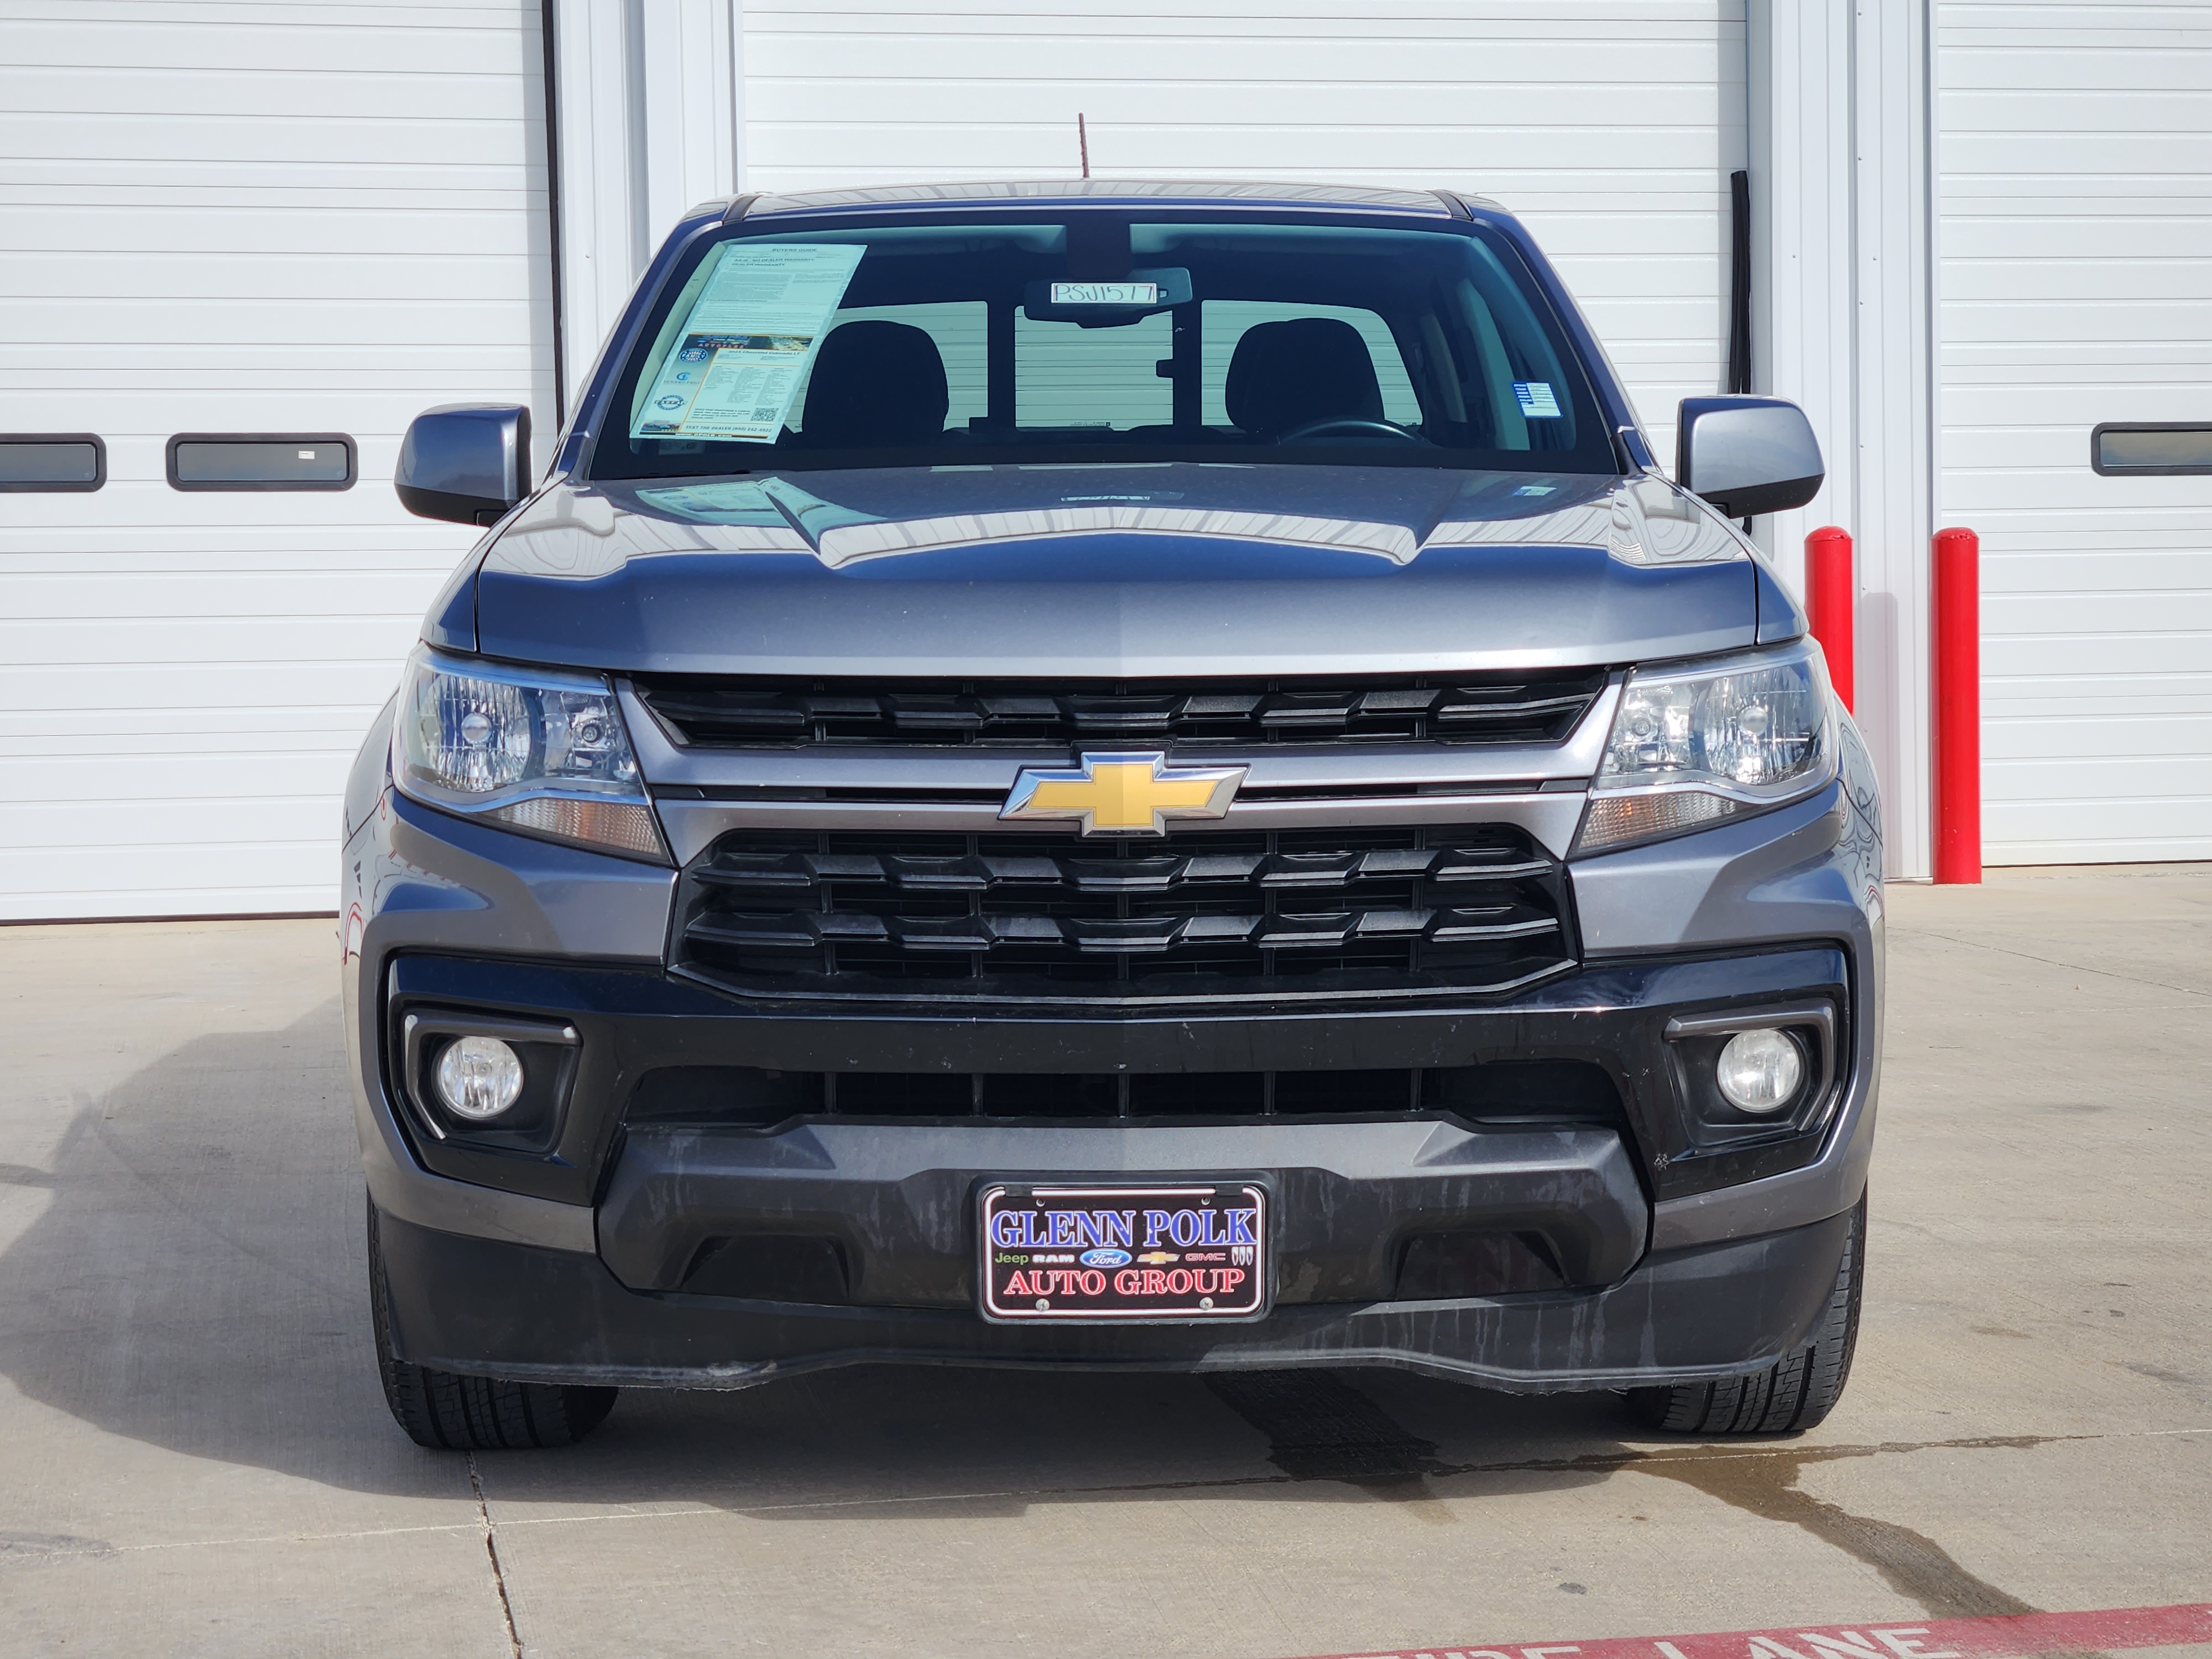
1715 1028 1802 1114
435 1036 524 1120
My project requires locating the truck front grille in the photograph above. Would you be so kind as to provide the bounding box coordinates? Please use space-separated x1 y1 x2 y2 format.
633 669 1607 750
671 822 1575 1004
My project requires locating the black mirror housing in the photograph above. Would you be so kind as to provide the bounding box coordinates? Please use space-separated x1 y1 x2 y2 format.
396 404 532 525
1676 395 1824 518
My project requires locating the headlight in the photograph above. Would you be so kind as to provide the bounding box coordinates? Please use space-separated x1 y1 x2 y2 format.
1574 641 1835 854
390 645 667 862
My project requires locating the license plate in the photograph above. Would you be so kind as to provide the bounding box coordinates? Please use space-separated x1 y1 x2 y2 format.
978 1182 1268 1322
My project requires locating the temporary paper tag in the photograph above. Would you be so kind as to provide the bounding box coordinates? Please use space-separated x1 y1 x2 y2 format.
1049 281 1161 306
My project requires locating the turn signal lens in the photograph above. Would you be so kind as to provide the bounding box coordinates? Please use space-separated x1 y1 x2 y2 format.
1715 1028 1803 1114
435 1036 525 1120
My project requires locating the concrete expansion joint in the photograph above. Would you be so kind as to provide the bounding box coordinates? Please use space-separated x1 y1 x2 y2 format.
468 1451 525 1659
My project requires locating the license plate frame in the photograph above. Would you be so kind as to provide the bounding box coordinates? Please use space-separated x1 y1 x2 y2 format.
977 1181 1269 1324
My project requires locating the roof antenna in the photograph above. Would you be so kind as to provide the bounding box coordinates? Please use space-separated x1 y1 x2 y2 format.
1077 112 1090 179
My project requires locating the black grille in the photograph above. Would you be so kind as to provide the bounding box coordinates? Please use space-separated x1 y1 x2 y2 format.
634 670 1608 750
629 1060 1624 1129
672 822 1575 1004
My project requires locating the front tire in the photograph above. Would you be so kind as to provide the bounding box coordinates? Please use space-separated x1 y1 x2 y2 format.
367 1198 617 1450
1625 1191 1864 1437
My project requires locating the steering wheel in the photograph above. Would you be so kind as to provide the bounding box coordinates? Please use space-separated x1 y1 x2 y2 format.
1274 416 1423 445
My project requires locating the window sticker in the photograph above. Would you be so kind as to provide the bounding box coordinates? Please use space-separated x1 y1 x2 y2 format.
632 243 867 442
1512 381 1562 419
1512 484 1557 497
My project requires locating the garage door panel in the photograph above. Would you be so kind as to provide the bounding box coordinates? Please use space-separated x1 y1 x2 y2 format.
0 111 539 169
4 712 388 757
6 753 355 807
3 795 340 852
1944 216 2212 260
0 664 405 720
1981 550 2212 593
1985 592 2212 635
0 616 429 671
0 0 549 920
744 125 1727 176
1941 259 2212 305
0 572 455 624
0 853 344 924
1986 714 2212 765
0 67 539 124
1 15 539 78
1941 1 2212 863
1984 632 2212 679
1940 299 2212 344
743 80 1725 132
1 258 542 309
747 0 1740 542
1942 382 2212 427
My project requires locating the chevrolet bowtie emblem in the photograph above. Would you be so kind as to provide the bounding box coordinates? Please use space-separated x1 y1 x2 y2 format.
1000 751 1246 836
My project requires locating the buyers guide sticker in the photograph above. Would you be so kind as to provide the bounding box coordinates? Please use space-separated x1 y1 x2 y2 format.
631 243 865 442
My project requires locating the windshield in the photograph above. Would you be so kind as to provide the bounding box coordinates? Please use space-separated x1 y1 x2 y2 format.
587 216 1619 480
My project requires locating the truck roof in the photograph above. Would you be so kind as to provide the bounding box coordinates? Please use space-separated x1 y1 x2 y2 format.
694 179 1504 222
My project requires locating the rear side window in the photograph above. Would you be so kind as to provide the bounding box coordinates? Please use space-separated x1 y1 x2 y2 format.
782 302 988 435
1201 301 1421 427
1018 309 1173 431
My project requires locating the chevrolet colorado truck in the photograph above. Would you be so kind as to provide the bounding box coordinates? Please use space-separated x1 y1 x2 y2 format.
347 180 1881 1450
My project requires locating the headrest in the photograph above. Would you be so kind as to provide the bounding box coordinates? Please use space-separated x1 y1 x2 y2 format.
1224 317 1385 437
797 320 950 447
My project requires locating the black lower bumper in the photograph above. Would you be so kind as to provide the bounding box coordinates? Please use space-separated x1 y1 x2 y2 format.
375 1202 1854 1394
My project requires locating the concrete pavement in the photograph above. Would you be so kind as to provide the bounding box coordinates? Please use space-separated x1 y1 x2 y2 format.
0 865 2206 1657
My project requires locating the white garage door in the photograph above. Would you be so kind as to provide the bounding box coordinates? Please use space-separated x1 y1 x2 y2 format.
742 0 1746 468
0 1 555 920
1940 2 2212 864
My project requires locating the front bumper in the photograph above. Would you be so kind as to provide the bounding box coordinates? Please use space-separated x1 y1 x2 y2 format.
374 1202 1856 1392
344 733 1884 1391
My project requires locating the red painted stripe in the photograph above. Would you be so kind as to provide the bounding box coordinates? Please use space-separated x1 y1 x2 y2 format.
1286 1601 2212 1659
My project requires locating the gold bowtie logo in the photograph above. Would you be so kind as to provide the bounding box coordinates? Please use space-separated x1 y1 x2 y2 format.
1000 751 1246 836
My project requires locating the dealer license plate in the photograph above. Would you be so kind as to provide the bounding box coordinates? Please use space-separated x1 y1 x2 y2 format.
978 1182 1268 1323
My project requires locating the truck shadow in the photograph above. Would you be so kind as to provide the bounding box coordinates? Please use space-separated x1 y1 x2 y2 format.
0 1002 1644 1515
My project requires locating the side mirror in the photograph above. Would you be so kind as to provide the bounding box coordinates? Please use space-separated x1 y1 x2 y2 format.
396 404 531 525
1676 395 1823 518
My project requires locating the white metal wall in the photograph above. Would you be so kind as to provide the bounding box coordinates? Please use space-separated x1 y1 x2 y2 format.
1939 1 2212 864
0 1 556 920
1750 0 1937 880
742 0 1748 469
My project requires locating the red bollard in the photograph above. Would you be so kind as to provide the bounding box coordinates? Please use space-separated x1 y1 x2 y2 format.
1804 526 1855 712
1933 526 1982 884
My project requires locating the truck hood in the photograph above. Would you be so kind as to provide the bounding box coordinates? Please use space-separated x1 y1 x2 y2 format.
465 462 1768 676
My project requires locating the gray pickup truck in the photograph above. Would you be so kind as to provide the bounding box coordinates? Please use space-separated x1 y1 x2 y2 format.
346 180 1881 1450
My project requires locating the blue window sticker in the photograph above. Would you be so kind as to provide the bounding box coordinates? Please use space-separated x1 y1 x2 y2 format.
1512 484 1556 497
1512 381 1562 419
